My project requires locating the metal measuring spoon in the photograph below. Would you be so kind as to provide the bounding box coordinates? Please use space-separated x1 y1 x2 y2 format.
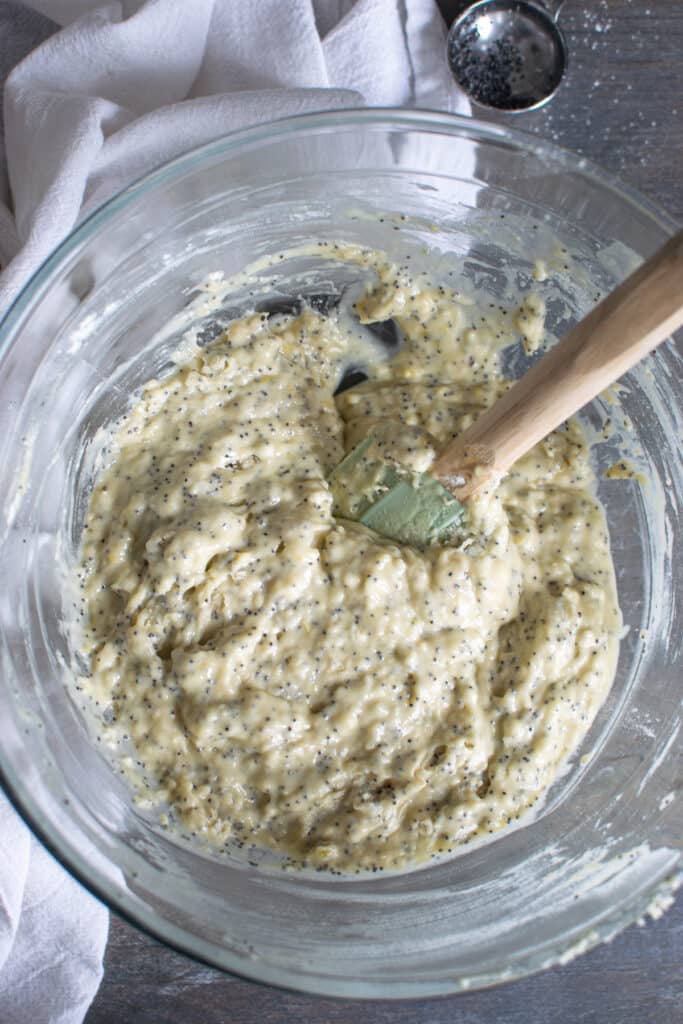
447 1 567 112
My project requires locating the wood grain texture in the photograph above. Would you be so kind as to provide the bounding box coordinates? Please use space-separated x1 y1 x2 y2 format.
443 0 683 224
433 229 683 493
1 0 675 1020
89 901 683 1024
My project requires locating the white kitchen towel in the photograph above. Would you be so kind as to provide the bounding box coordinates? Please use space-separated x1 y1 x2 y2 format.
0 798 109 1024
0 1 468 1021
0 0 468 309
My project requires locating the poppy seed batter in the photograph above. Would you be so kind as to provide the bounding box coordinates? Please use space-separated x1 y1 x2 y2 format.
75 245 621 872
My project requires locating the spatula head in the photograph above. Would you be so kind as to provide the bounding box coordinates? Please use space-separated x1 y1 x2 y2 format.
329 435 467 548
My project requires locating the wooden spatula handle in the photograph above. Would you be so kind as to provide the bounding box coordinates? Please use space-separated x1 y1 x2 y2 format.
432 229 683 498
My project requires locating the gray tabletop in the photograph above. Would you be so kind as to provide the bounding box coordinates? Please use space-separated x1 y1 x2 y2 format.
3 2 682 1022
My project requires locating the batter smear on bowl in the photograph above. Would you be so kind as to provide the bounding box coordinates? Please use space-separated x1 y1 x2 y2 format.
74 245 621 872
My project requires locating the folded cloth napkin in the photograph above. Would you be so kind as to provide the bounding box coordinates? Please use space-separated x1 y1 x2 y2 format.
0 1 468 1020
0 0 468 308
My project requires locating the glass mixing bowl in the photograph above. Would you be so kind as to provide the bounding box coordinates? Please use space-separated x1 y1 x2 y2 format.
0 110 680 998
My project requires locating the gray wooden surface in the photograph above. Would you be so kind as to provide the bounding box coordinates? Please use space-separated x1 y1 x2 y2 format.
2 1 681 1021
89 901 683 1023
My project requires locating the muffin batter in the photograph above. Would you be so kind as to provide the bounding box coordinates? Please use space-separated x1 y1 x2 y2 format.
75 244 621 872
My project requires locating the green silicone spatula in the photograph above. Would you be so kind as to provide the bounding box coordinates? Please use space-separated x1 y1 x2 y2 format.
330 229 683 548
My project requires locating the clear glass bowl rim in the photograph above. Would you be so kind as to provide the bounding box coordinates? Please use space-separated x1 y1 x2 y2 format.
0 107 680 998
